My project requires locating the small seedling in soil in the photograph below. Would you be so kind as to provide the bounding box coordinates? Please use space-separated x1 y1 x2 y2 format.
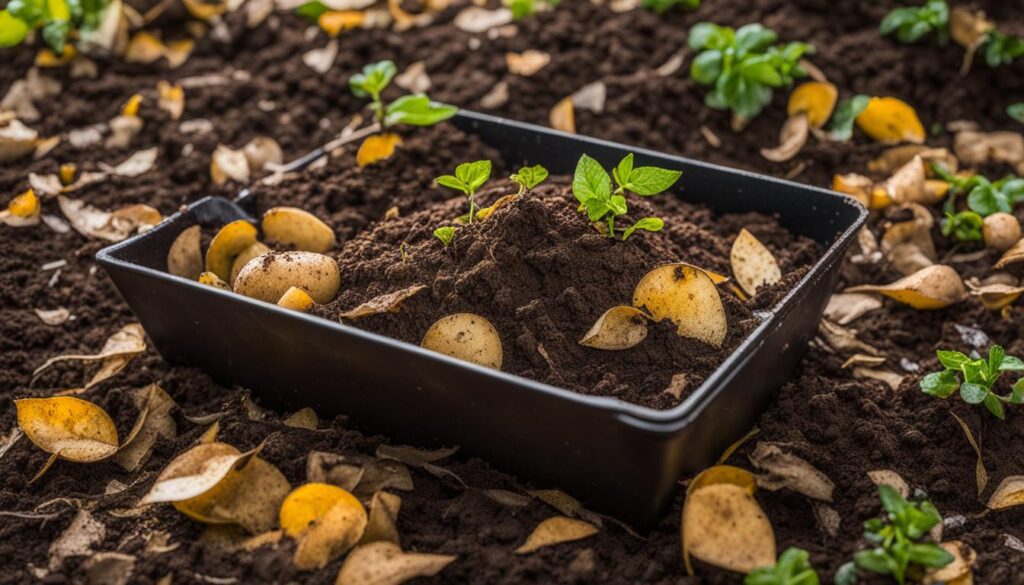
642 0 699 15
941 210 983 242
349 60 457 129
435 160 493 223
0 0 111 52
572 153 680 240
836 485 953 585
982 29 1024 67
932 163 1024 219
880 0 949 45
920 345 1024 419
506 0 559 20
744 547 819 585
688 22 813 122
433 226 457 246
509 165 549 195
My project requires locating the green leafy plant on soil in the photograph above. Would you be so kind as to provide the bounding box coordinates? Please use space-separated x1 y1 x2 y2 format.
689 22 813 122
920 345 1024 419
509 165 549 195
506 0 560 20
827 94 870 141
1010 103 1024 124
436 160 493 224
835 485 953 585
982 29 1024 67
932 163 1024 240
0 0 111 52
642 0 699 15
433 226 457 247
572 153 680 240
349 60 457 129
879 0 949 45
745 547 819 585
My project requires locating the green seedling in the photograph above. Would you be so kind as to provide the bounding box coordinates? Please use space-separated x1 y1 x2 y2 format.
350 60 457 128
920 345 1024 419
837 484 953 585
641 0 699 15
932 163 1024 219
879 0 949 45
828 95 870 141
982 29 1024 67
509 165 549 195
745 547 819 585
572 153 680 240
295 0 328 20
1 0 112 53
435 160 493 224
688 22 813 121
941 210 983 242
1009 103 1024 124
506 0 559 20
433 226 457 247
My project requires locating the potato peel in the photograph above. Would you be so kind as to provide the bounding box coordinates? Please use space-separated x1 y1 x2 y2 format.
855 97 926 144
682 483 776 574
994 238 1024 270
261 207 336 253
357 134 402 168
514 516 598 554
761 112 809 162
293 496 369 569
578 305 649 350
633 264 727 348
279 483 365 538
682 465 758 575
167 225 203 279
846 265 966 310
205 220 258 282
730 229 782 296
787 81 837 128
421 313 503 370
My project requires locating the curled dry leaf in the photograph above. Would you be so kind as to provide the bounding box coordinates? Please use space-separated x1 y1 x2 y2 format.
748 442 834 501
824 293 883 325
868 145 958 176
58 196 162 242
867 469 910 498
340 285 426 320
231 241 272 285
731 228 782 296
924 541 976 585
205 220 258 282
847 264 966 310
549 97 575 134
579 305 649 350
954 130 1024 168
572 81 606 114
234 251 341 304
994 238 1024 270
32 323 147 387
841 354 886 369
817 319 879 356
982 213 1021 253
633 264 728 348
210 144 250 185
761 112 809 162
283 407 319 430
102 147 159 177
967 282 1024 311
262 206 336 253
15 397 119 469
35 307 71 326
987 476 1024 510
360 491 401 545
950 412 987 498
506 50 550 76
852 366 905 391
0 119 40 163
855 97 926 144
683 481 775 574
515 516 598 554
336 541 456 585
114 384 177 472
788 81 837 129
357 133 403 167
376 444 457 468
167 225 203 280
453 6 512 33
421 313 503 369
279 482 365 537
106 115 143 149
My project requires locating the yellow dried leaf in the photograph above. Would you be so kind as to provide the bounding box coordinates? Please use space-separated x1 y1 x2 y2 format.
205 220 258 282
846 265 966 309
731 228 782 296
476 194 519 221
632 264 728 348
855 97 926 144
357 133 402 167
987 476 1024 510
682 483 776 574
515 516 598 554
578 305 649 350
182 0 226 21
261 206 336 253
167 225 203 280
279 483 365 537
967 282 1024 311
339 285 426 320
15 397 119 463
336 542 457 585
549 97 575 133
787 81 837 128
319 10 365 37
164 39 195 69
421 313 503 369
126 32 165 65
293 497 368 569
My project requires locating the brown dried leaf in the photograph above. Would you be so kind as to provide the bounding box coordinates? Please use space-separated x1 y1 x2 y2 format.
114 384 177 471
749 442 834 501
761 113 809 162
824 293 883 325
453 6 512 32
58 196 162 242
283 407 318 430
817 319 880 356
376 444 457 468
336 541 456 585
514 516 598 554
868 470 910 498
33 323 146 384
950 412 987 498
995 238 1024 270
359 491 401 546
955 130 1024 167
852 366 905 391
340 285 426 319
35 307 71 326
731 229 782 295
924 541 976 584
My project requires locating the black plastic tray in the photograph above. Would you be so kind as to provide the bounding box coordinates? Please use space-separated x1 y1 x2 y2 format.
97 111 866 527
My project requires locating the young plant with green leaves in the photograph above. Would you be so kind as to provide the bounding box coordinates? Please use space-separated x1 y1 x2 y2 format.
433 226 457 247
982 29 1024 68
349 60 457 129
879 0 949 45
941 210 983 242
509 165 549 195
505 0 559 20
435 160 493 224
572 153 680 240
0 0 112 52
835 485 953 585
932 163 1024 225
744 547 819 585
920 345 1024 419
1010 103 1024 124
688 22 814 122
641 0 699 15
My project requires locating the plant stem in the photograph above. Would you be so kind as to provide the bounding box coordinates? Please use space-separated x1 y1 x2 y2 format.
606 215 615 238
468 193 476 224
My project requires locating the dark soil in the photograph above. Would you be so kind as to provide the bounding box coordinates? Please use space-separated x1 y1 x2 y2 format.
2 0 1024 583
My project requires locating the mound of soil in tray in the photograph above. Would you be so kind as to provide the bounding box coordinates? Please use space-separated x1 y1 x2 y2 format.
316 180 817 408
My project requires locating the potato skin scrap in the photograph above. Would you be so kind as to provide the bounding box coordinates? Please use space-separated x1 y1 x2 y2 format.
632 264 727 348
855 97 925 144
682 483 776 574
205 220 258 282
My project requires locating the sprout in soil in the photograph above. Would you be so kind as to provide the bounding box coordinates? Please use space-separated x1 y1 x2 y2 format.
879 0 949 45
641 0 699 15
835 484 953 585
920 345 1024 419
435 160 493 224
509 165 549 196
982 29 1024 67
688 22 813 123
572 153 680 240
1010 103 1024 124
349 60 457 129
433 226 457 247
0 0 112 53
932 163 1024 222
744 547 819 585
941 210 983 243
506 0 559 20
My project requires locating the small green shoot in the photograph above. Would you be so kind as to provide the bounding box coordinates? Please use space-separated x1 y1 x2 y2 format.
435 160 493 224
509 165 549 195
688 22 813 121
1 0 113 52
828 95 871 141
941 210 983 242
932 163 1024 222
506 0 559 20
295 0 329 20
920 345 1024 419
744 547 819 585
847 485 953 585
879 0 949 45
1009 103 1024 124
349 60 457 128
572 153 679 240
641 0 699 15
982 29 1024 68
433 226 457 247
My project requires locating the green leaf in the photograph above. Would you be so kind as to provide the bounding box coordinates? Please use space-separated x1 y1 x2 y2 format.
1011 378 1024 404
572 154 612 205
828 95 871 141
41 18 70 52
880 8 914 35
433 226 456 247
614 153 634 190
508 0 533 19
688 22 730 51
983 393 1006 419
383 94 458 127
0 10 30 47
608 194 628 216
960 382 989 404
739 55 783 87
920 370 959 398
435 175 468 194
967 184 1012 216
690 50 724 85
295 0 328 20
349 60 398 99
833 562 857 585
510 165 548 190
877 484 906 516
854 548 897 576
998 355 1024 372
455 160 492 193
623 217 664 240
624 165 682 196
8 0 43 24
936 350 970 370
988 344 1006 372
908 543 955 569
735 23 777 55
1009 103 1024 124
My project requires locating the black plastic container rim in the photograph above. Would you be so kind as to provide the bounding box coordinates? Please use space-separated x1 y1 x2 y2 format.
96 109 867 435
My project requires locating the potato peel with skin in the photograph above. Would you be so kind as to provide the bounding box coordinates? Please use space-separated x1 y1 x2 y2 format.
788 81 837 128
336 541 457 585
633 264 727 348
761 112 809 162
846 264 966 310
682 483 776 574
15 397 119 463
167 225 203 279
421 313 503 370
277 286 316 312
340 285 427 320
205 220 258 282
279 483 366 538
234 251 341 304
730 229 782 296
357 134 402 168
924 541 976 585
855 97 926 144
967 282 1024 311
261 207 336 253
514 516 598 554
578 305 649 350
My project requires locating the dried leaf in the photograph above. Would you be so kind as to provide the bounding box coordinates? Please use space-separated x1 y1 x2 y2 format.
15 397 119 469
48 510 106 571
572 81 606 114
102 147 159 177
32 323 147 386
749 442 834 501
579 305 649 350
731 229 782 296
357 133 402 167
82 552 136 585
954 130 1024 168
114 384 177 471
855 97 926 144
841 354 887 369
987 475 1024 510
482 489 531 507
549 97 575 134
824 293 883 325
59 196 161 242
0 118 41 162
303 39 339 74
453 6 512 33
360 491 401 545
515 516 598 554
885 156 935 205
337 541 456 585
761 113 809 162
950 412 986 498
811 501 840 538
421 313 503 369
35 307 71 326
682 483 775 574
967 282 1024 311
817 319 880 356
867 469 910 498
506 50 550 76
846 265 966 310
394 61 431 94
376 444 457 467
242 137 283 173
210 144 250 185
852 366 905 391
633 264 728 348
480 81 509 110
283 407 318 430
924 541 975 584
995 238 1024 270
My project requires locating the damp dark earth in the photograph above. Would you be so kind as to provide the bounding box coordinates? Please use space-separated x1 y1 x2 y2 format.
3 0 1024 584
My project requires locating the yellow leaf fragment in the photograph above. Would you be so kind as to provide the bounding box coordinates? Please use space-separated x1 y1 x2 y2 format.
967 282 1024 311
682 483 776 574
205 220 258 282
15 397 119 463
633 264 728 348
35 45 77 67
280 483 365 537
167 225 203 280
846 265 966 310
336 541 456 585
831 173 873 208
339 285 426 320
357 133 402 168
318 10 365 37
787 81 837 128
515 516 598 554
549 96 575 134
183 0 226 21
126 31 166 64
578 305 649 350
293 495 368 569
855 97 925 144
277 286 316 312
731 228 782 296
261 206 336 253
421 313 503 369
